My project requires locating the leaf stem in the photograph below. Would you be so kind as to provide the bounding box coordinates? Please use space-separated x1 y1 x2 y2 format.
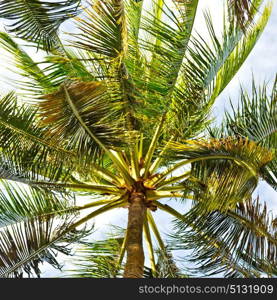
143 218 157 276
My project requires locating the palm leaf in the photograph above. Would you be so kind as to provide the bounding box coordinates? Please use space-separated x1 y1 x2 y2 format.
228 0 256 31
38 81 127 162
136 1 208 138
72 0 127 59
170 197 277 277
0 180 76 228
184 0 271 108
40 50 97 89
0 33 96 96
134 0 269 140
66 227 125 278
0 0 81 52
0 92 76 183
212 78 277 190
167 137 273 211
137 2 199 89
0 214 90 278
154 247 188 278
209 3 272 102
141 0 199 90
125 0 143 44
67 227 188 278
71 0 140 130
169 137 273 172
0 32 52 93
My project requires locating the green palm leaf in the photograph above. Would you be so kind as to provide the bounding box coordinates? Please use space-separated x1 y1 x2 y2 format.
0 181 76 228
40 50 97 88
133 0 270 139
0 33 96 96
38 81 127 162
72 0 127 59
70 0 140 130
0 32 52 93
66 231 124 278
67 227 188 278
184 0 271 107
167 137 273 211
141 0 199 90
125 0 143 44
170 197 277 277
0 92 75 184
213 78 277 190
0 215 90 278
0 0 81 52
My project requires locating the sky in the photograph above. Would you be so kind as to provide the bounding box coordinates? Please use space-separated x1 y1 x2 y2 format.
0 0 276 277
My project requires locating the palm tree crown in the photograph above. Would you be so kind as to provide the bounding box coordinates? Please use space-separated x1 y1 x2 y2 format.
0 0 276 278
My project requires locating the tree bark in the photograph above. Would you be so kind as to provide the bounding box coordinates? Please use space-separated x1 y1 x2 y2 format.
123 191 146 278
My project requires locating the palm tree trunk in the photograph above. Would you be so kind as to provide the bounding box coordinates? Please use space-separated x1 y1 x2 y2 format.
123 191 146 278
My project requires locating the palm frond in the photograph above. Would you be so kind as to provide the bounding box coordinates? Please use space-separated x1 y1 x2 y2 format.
141 0 199 90
135 1 208 138
0 0 81 52
38 80 128 162
67 226 188 278
72 0 127 59
125 0 143 44
134 0 269 140
0 32 52 93
0 181 75 228
71 0 141 130
169 137 273 172
228 0 256 31
209 3 271 103
66 227 125 278
40 50 97 89
0 214 90 278
0 92 76 184
154 247 187 278
184 0 270 107
0 32 97 96
167 137 273 211
211 78 277 190
170 197 277 277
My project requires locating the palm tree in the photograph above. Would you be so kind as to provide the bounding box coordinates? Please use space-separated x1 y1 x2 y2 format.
0 0 276 278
